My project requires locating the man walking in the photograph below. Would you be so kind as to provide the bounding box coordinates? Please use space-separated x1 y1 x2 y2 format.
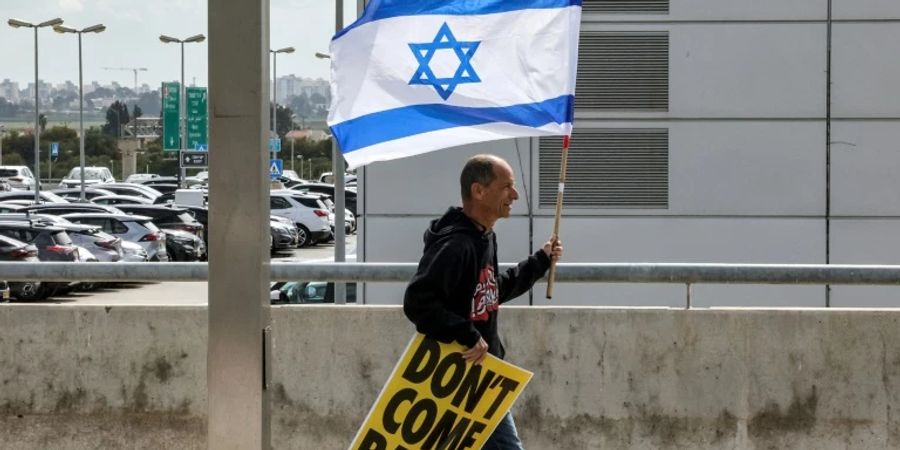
404 154 563 449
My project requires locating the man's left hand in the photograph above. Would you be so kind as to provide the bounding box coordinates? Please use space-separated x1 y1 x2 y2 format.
542 234 563 262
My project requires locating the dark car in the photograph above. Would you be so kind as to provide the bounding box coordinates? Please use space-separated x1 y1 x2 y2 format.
0 233 45 301
142 183 179 194
162 229 206 261
290 183 357 215
114 205 205 241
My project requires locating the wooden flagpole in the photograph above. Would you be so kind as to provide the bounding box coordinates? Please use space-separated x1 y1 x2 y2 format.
546 134 570 299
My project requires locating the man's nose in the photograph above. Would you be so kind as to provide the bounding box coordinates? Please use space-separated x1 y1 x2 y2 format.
511 187 519 200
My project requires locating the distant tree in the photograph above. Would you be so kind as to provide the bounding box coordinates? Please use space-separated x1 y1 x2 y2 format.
136 90 161 117
0 97 20 115
102 101 130 137
287 93 312 118
38 114 47 133
132 104 143 120
274 104 294 138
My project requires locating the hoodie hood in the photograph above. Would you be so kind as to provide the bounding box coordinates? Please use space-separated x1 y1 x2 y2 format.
424 207 483 250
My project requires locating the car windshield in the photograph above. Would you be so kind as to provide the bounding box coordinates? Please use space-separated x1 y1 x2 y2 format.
0 169 19 177
67 168 107 180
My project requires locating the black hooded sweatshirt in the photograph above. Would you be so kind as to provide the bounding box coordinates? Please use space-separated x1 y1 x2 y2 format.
403 207 552 360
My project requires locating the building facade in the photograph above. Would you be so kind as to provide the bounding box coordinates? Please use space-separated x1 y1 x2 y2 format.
356 0 900 308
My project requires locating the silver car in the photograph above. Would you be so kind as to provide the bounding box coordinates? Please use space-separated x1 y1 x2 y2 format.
62 213 169 262
0 166 37 190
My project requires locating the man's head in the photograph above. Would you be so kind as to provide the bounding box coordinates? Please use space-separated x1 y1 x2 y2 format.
460 154 519 225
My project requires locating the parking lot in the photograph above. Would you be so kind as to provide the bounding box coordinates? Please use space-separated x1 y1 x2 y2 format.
20 235 356 306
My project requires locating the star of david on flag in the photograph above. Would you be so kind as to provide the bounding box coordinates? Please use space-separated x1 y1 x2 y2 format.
408 23 481 101
327 0 583 169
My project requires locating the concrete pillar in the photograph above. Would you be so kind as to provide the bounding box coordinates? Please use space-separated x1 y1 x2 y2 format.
207 0 271 448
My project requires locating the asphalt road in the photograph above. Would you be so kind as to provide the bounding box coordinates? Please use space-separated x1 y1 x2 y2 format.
24 235 357 306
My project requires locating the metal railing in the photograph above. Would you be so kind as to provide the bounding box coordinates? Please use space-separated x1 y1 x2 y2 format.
4 261 900 308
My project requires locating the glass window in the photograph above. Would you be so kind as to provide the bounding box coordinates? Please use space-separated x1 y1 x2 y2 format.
270 197 292 210
51 231 73 246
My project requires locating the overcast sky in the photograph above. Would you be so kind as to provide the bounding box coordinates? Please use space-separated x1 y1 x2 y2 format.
2 0 360 89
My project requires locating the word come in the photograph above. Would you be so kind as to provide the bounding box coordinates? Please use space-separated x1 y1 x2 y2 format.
350 334 532 450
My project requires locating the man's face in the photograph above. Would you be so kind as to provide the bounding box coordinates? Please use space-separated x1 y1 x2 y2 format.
480 161 519 220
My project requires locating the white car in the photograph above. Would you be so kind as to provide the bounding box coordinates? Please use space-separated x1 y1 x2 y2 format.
0 166 37 190
58 166 115 188
269 190 332 247
124 173 160 183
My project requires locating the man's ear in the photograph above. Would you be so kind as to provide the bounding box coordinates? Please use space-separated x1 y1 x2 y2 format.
470 182 484 200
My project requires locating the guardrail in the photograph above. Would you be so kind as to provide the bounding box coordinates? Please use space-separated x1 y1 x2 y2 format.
3 261 900 308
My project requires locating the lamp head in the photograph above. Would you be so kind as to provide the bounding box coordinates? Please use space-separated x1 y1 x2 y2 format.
53 25 77 34
38 18 64 28
159 35 179 43
83 24 106 33
184 34 206 43
8 19 33 28
314 52 331 59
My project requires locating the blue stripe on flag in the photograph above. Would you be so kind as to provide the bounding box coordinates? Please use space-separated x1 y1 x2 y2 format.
335 0 582 40
332 95 574 154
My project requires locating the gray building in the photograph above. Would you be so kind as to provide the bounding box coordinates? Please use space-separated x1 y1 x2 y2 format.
355 1 900 308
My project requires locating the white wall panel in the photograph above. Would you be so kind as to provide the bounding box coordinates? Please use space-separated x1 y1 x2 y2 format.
668 24 827 118
533 121 825 216
831 121 900 216
671 0 826 20
669 121 824 215
830 219 900 307
833 0 900 19
578 23 826 118
832 24 900 117
531 217 825 306
362 138 532 215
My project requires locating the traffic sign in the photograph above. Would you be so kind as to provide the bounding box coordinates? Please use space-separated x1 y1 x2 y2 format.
162 82 180 152
50 142 59 160
186 87 208 150
195 143 208 151
181 150 209 168
268 138 281 153
269 159 283 180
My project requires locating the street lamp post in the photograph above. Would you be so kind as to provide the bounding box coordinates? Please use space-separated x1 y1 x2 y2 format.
54 23 106 202
8 17 64 202
313 0 348 304
160 33 205 187
270 47 295 161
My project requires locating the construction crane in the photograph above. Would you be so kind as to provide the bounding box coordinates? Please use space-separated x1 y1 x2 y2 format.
103 67 148 95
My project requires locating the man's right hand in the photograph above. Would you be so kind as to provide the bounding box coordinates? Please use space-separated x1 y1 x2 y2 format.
462 337 489 365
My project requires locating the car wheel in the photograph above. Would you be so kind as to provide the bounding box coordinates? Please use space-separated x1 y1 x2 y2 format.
296 225 310 248
13 281 42 301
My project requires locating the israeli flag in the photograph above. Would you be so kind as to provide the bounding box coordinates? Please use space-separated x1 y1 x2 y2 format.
328 0 582 169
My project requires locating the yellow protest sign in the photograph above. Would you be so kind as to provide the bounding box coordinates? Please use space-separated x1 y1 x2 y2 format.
349 333 533 450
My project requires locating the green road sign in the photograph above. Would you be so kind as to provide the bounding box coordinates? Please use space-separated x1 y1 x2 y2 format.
186 87 208 150
162 82 180 152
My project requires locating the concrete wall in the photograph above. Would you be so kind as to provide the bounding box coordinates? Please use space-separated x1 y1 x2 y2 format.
2 305 899 449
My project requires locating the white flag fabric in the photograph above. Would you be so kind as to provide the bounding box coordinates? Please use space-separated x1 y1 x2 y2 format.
327 0 582 169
